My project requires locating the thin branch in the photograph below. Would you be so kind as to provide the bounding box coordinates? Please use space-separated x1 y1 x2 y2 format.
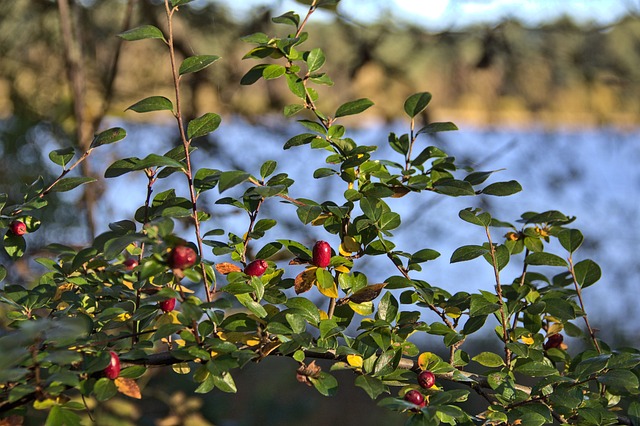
163 0 212 302
568 256 601 353
485 227 512 369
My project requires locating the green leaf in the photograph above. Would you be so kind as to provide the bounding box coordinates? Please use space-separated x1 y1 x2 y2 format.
433 179 475 197
179 55 220 75
472 352 505 368
404 92 432 118
48 147 75 167
171 0 195 6
573 259 601 288
45 405 81 426
450 245 489 263
334 98 374 118
597 369 639 391
284 104 304 117
118 25 165 42
309 372 338 396
525 252 568 267
255 242 283 260
558 228 584 253
260 160 277 179
218 171 250 193
416 121 458 135
187 113 221 139
211 371 238 393
514 361 558 377
306 48 326 72
284 133 319 149
272 11 300 27
94 378 118 401
355 375 387 399
3 233 25 259
126 96 173 113
50 177 96 192
459 208 491 227
481 180 522 196
235 293 267 318
263 64 286 80
90 127 126 148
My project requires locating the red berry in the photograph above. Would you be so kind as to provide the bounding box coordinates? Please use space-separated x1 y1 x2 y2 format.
104 351 120 380
159 298 176 313
123 258 138 270
418 370 436 389
543 334 564 350
244 259 268 277
169 245 197 270
312 241 331 268
403 389 425 408
9 221 27 236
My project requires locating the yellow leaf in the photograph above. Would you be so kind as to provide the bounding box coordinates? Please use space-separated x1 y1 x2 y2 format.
445 307 461 319
172 363 191 374
116 312 132 322
319 310 329 320
520 335 535 345
115 377 141 399
348 300 373 316
546 323 564 336
317 282 339 298
33 399 57 410
175 284 194 293
54 283 75 300
122 280 134 290
334 265 351 274
418 352 442 371
346 354 363 368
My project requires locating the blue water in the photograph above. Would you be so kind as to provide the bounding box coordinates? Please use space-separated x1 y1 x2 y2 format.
94 117 639 336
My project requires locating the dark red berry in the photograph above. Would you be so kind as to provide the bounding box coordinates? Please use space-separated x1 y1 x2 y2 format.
543 334 564 350
244 259 268 277
169 245 197 270
9 221 27 236
403 389 425 408
159 297 176 313
123 258 138 270
312 241 331 268
418 370 436 389
104 351 120 380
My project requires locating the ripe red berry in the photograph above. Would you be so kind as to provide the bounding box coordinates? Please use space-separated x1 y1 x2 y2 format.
159 297 176 313
418 370 436 389
9 221 27 236
123 258 138 271
244 259 268 277
104 351 121 380
543 334 564 350
168 245 197 270
312 240 331 268
403 389 425 408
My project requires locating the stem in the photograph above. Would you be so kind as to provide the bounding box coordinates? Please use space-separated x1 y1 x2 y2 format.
485 227 512 369
241 197 265 264
568 256 601 353
164 0 212 301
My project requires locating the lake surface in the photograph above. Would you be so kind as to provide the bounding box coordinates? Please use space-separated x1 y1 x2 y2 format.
95 117 639 338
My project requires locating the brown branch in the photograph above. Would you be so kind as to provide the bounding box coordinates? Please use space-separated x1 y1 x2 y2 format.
485 227 513 369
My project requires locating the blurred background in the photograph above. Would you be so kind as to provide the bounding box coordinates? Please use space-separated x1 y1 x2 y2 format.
1 0 639 424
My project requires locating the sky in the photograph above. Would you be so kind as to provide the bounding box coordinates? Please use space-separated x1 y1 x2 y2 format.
208 0 638 30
